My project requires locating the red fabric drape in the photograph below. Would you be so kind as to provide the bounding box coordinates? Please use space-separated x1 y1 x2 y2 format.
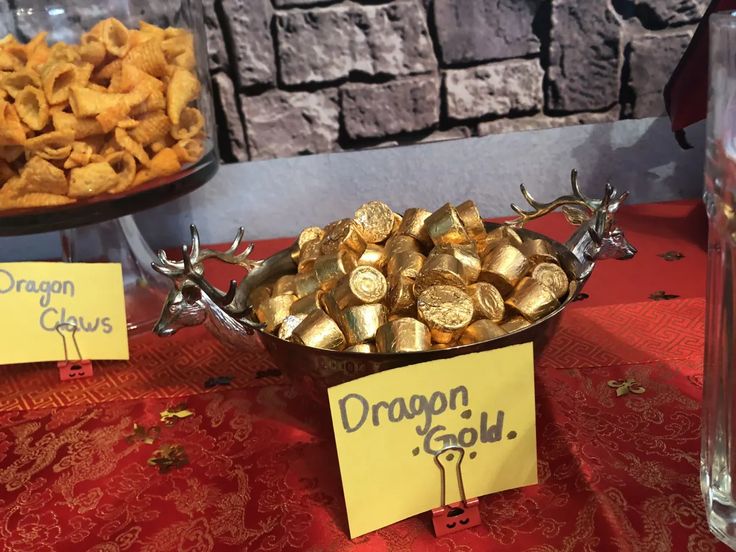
664 0 736 134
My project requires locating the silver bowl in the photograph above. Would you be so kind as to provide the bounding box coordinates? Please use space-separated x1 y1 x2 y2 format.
152 171 636 402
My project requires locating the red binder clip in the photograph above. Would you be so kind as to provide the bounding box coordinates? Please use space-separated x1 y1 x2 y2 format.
431 445 481 537
56 322 93 382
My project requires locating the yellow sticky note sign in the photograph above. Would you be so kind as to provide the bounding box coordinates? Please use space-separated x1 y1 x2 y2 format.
328 343 537 538
0 262 129 364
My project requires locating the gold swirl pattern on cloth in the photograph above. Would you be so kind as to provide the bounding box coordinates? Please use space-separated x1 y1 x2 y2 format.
0 298 722 550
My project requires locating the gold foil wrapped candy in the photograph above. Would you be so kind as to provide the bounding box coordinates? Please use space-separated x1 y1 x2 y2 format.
278 313 308 340
290 290 324 316
386 250 426 279
328 266 388 310
320 219 367 257
272 274 296 296
259 294 297 332
315 250 358 290
416 285 474 344
413 253 465 296
430 243 481 283
478 225 523 257
425 203 471 246
254 197 569 353
341 303 388 345
459 319 506 345
354 201 395 243
388 274 416 316
358 244 387 270
455 200 486 242
520 239 559 265
506 277 560 321
298 226 325 249
298 238 322 273
375 317 432 353
531 262 569 299
467 282 505 322
479 244 531 297
294 270 321 298
397 208 432 246
501 315 531 333
346 343 377 354
385 234 423 257
291 309 346 351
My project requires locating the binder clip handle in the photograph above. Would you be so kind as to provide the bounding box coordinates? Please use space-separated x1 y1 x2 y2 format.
56 322 94 382
431 445 481 537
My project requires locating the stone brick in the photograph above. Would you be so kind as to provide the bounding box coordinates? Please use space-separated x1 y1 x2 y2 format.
276 0 436 86
202 0 230 72
433 0 542 66
627 31 692 118
477 108 619 136
221 0 276 88
341 76 440 140
417 127 472 143
634 0 707 28
273 0 341 7
212 72 248 161
241 89 339 159
547 2 621 113
445 59 544 121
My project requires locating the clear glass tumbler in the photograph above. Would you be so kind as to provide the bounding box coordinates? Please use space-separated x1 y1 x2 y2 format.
703 11 736 549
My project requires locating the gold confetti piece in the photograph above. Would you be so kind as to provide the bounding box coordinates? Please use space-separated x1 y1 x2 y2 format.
650 290 680 301
125 423 160 445
147 444 189 473
160 403 194 424
607 379 645 397
658 251 685 261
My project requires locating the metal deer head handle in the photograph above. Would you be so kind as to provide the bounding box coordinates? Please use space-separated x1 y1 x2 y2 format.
152 225 264 335
509 170 636 272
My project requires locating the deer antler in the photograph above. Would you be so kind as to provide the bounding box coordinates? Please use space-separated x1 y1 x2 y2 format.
509 169 597 227
153 226 258 313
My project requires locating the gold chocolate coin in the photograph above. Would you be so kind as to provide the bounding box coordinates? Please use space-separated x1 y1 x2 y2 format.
354 201 395 243
467 282 504 322
531 262 569 299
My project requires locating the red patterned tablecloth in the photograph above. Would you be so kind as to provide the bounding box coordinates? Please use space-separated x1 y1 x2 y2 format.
0 200 727 551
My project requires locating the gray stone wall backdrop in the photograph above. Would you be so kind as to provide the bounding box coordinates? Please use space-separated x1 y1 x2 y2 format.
204 0 707 162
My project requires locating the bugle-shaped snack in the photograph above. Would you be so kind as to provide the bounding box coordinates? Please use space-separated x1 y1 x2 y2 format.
167 68 200 125
19 156 68 195
68 161 118 197
15 86 49 131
